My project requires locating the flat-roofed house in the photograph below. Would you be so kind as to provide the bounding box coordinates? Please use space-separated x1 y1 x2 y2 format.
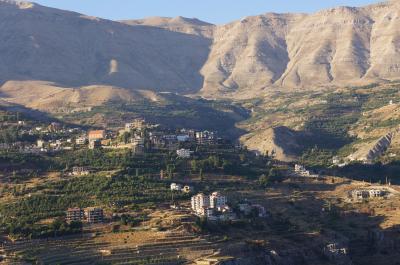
88 130 106 142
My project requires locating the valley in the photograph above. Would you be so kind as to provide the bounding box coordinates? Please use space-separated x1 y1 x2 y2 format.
0 0 400 264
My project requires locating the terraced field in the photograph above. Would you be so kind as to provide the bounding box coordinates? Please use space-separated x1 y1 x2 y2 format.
2 231 219 265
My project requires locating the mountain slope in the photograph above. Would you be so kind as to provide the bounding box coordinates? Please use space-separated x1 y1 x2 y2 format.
0 0 211 93
200 13 304 98
0 0 400 100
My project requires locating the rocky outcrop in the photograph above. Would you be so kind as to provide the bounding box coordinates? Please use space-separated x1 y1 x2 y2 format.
348 129 400 162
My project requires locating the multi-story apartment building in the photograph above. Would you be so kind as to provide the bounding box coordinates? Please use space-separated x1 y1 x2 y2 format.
210 192 227 209
191 193 210 215
85 207 104 223
195 131 217 145
66 208 84 222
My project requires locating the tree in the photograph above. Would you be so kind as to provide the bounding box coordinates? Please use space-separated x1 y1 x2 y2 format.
190 160 198 173
258 174 269 188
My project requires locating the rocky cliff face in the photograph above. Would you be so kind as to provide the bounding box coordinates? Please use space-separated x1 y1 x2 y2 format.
0 0 400 99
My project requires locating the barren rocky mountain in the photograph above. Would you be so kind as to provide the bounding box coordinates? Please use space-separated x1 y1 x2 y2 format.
0 0 211 93
0 0 399 100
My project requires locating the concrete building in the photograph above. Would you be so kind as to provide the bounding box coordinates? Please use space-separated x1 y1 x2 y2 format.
125 119 146 132
369 189 384 198
75 136 87 145
210 192 227 209
191 193 210 215
37 140 45 148
176 148 191 158
294 164 319 178
196 131 217 145
88 130 106 142
324 243 348 258
131 136 145 154
192 192 232 220
170 183 183 191
89 139 101 150
199 207 214 218
182 185 193 193
66 208 84 222
72 166 90 176
349 189 385 200
132 119 146 130
85 207 104 223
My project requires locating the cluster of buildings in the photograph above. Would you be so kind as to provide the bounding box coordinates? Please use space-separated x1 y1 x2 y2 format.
348 188 386 201
66 207 104 224
0 119 91 154
294 164 319 178
170 183 193 193
323 243 349 263
191 192 235 221
79 118 221 156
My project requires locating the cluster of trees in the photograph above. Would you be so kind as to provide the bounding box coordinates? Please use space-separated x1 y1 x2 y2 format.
0 172 182 238
0 127 37 144
5 218 82 239
0 151 56 171
56 149 166 172
186 153 269 178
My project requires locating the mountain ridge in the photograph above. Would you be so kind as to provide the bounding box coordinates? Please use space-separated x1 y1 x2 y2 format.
0 0 399 100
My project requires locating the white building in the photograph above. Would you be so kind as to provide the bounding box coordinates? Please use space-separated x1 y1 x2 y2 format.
176 148 191 158
191 192 236 221
350 189 385 200
191 193 210 215
196 131 217 145
37 140 45 148
369 189 384 198
210 192 227 209
76 136 87 145
72 166 91 176
294 164 319 178
170 183 183 191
